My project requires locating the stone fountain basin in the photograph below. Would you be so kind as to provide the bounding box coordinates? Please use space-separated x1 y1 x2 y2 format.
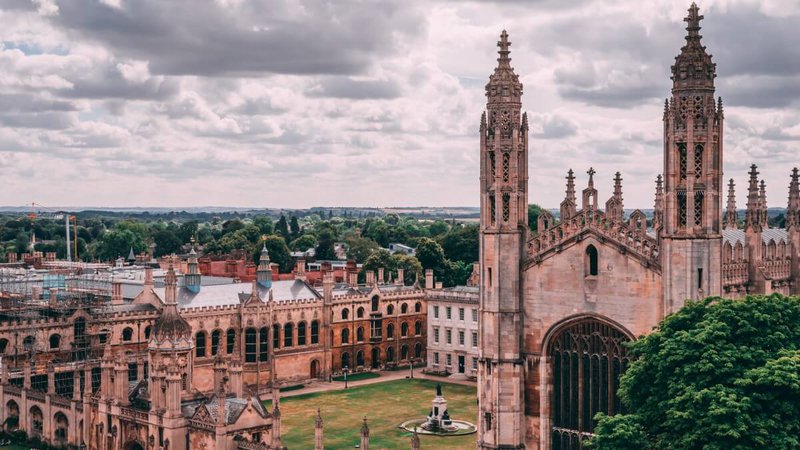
399 419 477 436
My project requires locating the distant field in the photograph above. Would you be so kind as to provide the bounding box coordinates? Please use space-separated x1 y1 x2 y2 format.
265 379 478 449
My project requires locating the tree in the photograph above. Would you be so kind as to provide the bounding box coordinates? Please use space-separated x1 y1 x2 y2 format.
315 226 338 261
221 219 245 236
253 216 273 235
438 224 479 264
528 204 543 232
415 238 446 272
275 215 290 240
345 236 380 263
152 229 182 257
94 229 146 261
289 215 301 239
178 220 198 243
589 294 800 450
428 220 450 236
262 235 292 273
392 254 423 285
290 234 318 252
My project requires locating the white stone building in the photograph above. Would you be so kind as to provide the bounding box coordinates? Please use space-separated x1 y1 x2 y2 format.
425 286 479 378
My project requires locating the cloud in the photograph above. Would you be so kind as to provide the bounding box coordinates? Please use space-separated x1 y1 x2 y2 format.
305 78 403 100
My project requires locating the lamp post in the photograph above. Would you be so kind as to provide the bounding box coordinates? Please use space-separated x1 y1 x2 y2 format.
409 357 414 379
344 365 349 389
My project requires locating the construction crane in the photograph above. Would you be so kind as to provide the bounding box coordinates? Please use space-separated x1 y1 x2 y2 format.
26 202 78 263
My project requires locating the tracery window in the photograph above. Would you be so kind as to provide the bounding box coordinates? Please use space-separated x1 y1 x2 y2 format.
489 194 496 225
489 151 496 178
502 152 510 182
196 332 206 358
211 330 221 356
502 193 510 222
226 329 236 354
311 320 319 344
550 319 632 450
245 328 256 363
678 143 687 180
284 323 294 347
694 191 704 226
259 327 269 361
678 192 687 227
297 322 307 346
273 324 281 349
694 144 703 178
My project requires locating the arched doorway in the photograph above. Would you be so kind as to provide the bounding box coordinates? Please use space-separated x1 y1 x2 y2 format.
54 412 69 445
4 400 19 430
356 350 365 367
310 359 319 379
547 317 632 450
371 348 380 369
29 405 43 438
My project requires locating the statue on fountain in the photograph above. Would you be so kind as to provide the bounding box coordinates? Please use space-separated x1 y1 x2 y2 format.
422 383 456 432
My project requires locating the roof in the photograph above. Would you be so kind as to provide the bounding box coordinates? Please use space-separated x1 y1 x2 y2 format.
722 228 788 246
330 283 420 297
154 279 320 309
187 394 269 424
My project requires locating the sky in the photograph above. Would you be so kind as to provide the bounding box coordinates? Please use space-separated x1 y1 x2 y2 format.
0 0 798 209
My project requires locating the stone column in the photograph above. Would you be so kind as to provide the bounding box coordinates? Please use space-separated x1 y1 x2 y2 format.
73 370 82 400
47 363 55 394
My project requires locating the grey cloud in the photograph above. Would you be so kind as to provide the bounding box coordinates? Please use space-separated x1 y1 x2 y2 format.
57 63 179 100
0 94 77 113
49 0 423 77
306 78 402 100
532 115 577 139
0 112 75 129
229 98 287 116
559 82 663 109
720 76 800 109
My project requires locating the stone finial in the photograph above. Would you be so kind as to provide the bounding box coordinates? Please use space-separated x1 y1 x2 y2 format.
787 168 800 230
497 30 511 68
724 178 738 230
745 164 764 231
587 167 596 188
653 174 664 231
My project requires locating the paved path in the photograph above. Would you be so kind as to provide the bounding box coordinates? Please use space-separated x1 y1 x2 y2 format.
279 369 476 399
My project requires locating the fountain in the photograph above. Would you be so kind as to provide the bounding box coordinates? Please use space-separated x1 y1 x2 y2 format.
399 383 476 436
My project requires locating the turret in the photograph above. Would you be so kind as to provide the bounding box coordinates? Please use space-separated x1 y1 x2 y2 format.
605 171 624 221
654 174 664 232
745 165 766 232
185 245 201 293
724 178 738 230
257 244 273 289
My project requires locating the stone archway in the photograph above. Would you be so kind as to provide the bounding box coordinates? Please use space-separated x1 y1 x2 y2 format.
123 440 145 450
371 348 380 369
29 405 43 438
544 316 633 450
4 400 19 431
310 359 319 379
53 412 69 445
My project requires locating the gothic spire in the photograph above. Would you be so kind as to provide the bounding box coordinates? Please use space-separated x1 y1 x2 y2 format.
654 174 664 231
671 2 716 92
485 30 522 103
760 179 769 225
560 169 577 221
724 178 738 230
788 168 800 231
566 169 576 204
745 164 765 231
153 264 192 342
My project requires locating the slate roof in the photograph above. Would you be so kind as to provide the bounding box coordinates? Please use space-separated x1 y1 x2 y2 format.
186 394 269 424
154 279 320 309
722 228 788 246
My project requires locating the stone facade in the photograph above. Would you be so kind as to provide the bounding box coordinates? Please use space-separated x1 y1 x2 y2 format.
0 247 427 449
477 4 800 450
425 286 480 378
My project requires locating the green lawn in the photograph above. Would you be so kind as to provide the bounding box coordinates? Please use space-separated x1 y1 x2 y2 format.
265 379 478 449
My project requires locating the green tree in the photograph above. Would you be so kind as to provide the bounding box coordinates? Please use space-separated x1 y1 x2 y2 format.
275 215 290 240
263 235 292 273
95 229 146 261
289 215 301 239
428 220 450 236
438 224 478 264
14 231 29 253
221 219 245 236
315 225 338 261
152 229 182 257
178 220 199 243
415 237 446 272
290 234 318 252
392 253 423 285
590 294 800 450
345 236 380 263
253 216 273 235
528 204 543 232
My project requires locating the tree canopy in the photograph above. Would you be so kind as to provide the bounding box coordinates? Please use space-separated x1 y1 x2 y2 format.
589 294 800 450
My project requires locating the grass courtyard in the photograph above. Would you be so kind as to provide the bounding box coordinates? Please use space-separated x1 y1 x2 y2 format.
265 378 478 449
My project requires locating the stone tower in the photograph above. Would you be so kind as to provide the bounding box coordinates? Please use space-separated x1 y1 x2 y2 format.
477 30 528 449
661 3 723 311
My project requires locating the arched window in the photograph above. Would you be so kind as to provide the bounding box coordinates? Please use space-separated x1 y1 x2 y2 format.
401 303 408 314
310 321 319 344
415 342 422 358
386 323 395 339
211 330 221 356
415 302 421 313
196 332 207 357
371 295 379 312
0 339 8 354
181 373 188 391
245 328 257 363
549 318 632 449
259 327 269 361
297 322 307 346
341 308 349 320
586 245 599 276
357 307 364 318
226 329 236 354
387 346 395 362
414 321 422 336
49 334 61 350
23 335 35 351
144 326 152 340
387 304 394 315
284 323 294 347
356 350 365 367
341 328 350 344
98 330 110 345
356 326 364 342
401 322 409 337
341 352 350 369
273 324 281 349
401 345 409 361
122 327 134 342
53 412 69 444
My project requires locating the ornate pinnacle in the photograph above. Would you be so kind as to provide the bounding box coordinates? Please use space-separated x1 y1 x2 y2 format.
725 178 737 230
566 169 576 203
787 168 800 229
587 167 596 188
497 30 511 68
613 172 623 197
685 2 703 38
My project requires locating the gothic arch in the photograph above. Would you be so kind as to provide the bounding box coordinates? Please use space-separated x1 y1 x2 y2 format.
541 314 634 450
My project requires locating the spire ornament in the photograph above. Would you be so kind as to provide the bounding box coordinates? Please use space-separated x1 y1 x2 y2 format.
724 178 738 230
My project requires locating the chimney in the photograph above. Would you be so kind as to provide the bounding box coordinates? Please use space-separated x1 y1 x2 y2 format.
111 282 123 305
323 271 334 301
377 268 384 284
396 268 405 286
144 267 153 286
49 288 59 307
31 285 42 301
348 272 358 288
435 281 443 289
295 259 306 281
425 269 434 289
366 271 375 286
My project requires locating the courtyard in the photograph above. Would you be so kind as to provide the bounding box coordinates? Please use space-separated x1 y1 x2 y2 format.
266 378 478 449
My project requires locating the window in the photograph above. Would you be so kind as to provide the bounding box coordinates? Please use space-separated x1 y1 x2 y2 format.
341 308 349 320
226 329 236 354
211 330 221 356
472 332 478 348
387 304 394 315
472 358 478 370
401 322 409 337
472 309 478 322
678 143 687 180
502 152 510 182
284 323 294 347
341 328 350 344
370 320 382 339
694 191 704 226
502 192 510 222
310 321 319 344
459 308 465 321
273 324 281 349
434 328 439 343
434 352 440 365
489 151 496 178
459 330 465 346
297 322 307 346
356 326 364 342
387 346 395 362
446 307 452 320
401 345 409 360
98 331 109 345
433 306 439 319
446 329 452 345
245 329 256 363
415 302 421 313
586 245 599 276
128 363 138 382
415 321 422 336
386 323 394 339
694 144 703 178
196 332 206 358
357 307 364 318
371 296 379 312
489 194 496 225
122 328 133 342
446 354 452 366
415 343 422 358
356 351 364 367
401 303 408 314
678 192 688 227
341 352 350 369
259 327 269 361
49 334 60 350
144 325 152 340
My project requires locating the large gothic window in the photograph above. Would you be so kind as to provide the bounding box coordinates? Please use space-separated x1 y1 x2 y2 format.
694 191 704 226
489 151 496 178
678 192 688 227
678 143 687 180
502 193 510 222
694 144 703 178
549 318 632 450
245 328 257 363
585 246 598 277
489 194 496 225
502 152 510 182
